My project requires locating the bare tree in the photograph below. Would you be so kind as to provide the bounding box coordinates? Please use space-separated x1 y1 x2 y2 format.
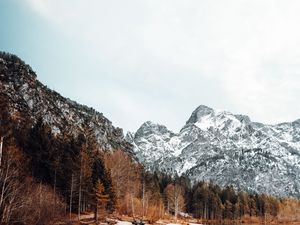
104 150 141 212
164 184 185 219
0 145 66 224
0 146 25 223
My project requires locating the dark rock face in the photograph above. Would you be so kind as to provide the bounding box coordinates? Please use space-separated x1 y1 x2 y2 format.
128 105 300 197
186 105 214 124
0 52 132 152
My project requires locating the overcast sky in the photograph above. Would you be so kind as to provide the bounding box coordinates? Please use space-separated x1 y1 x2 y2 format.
1 0 300 132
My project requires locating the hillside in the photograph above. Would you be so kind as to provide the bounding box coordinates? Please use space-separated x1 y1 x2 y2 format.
0 52 131 152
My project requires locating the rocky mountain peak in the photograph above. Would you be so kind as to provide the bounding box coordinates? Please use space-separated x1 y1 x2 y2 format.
135 121 174 137
186 105 214 124
185 106 252 133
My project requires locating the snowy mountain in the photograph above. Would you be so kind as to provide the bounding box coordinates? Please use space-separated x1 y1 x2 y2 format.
127 105 300 197
0 52 131 151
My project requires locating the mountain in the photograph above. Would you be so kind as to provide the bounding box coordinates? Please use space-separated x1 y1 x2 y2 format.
127 105 300 197
0 52 131 151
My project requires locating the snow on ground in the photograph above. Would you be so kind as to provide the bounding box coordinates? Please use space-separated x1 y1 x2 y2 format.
116 221 133 225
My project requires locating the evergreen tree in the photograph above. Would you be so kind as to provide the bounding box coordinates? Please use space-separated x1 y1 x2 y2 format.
92 154 116 214
24 118 53 183
94 179 109 223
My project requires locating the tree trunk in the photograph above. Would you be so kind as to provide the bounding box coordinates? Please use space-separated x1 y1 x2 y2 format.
69 174 74 220
0 157 10 208
78 156 83 220
83 192 86 212
131 194 135 218
174 183 178 220
142 175 145 219
145 196 149 218
204 202 207 220
0 136 3 168
38 182 42 221
54 168 57 213
95 205 98 224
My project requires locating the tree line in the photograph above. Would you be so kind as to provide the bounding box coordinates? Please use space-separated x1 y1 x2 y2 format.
0 102 299 224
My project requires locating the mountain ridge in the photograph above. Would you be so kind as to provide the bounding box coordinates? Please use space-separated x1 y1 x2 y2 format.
127 104 300 197
0 52 132 152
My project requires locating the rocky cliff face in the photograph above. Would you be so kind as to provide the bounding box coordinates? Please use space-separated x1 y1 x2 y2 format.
127 105 300 197
0 52 131 151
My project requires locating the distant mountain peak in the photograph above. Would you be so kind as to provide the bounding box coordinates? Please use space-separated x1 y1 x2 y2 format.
186 105 214 124
142 121 159 127
128 104 300 197
135 121 174 137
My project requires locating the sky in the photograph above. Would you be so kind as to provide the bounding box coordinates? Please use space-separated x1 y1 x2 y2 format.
1 0 300 133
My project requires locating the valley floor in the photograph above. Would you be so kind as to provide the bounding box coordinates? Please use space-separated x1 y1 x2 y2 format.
53 213 300 225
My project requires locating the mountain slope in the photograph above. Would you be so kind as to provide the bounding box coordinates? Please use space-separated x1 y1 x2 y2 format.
127 105 300 197
0 52 131 151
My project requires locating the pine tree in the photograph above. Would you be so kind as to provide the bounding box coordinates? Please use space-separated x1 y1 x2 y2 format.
94 179 109 223
24 118 53 183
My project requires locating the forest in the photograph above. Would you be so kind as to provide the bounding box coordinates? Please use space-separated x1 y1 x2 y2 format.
0 97 300 225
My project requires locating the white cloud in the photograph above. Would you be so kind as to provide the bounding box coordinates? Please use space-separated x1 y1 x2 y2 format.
26 0 300 131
